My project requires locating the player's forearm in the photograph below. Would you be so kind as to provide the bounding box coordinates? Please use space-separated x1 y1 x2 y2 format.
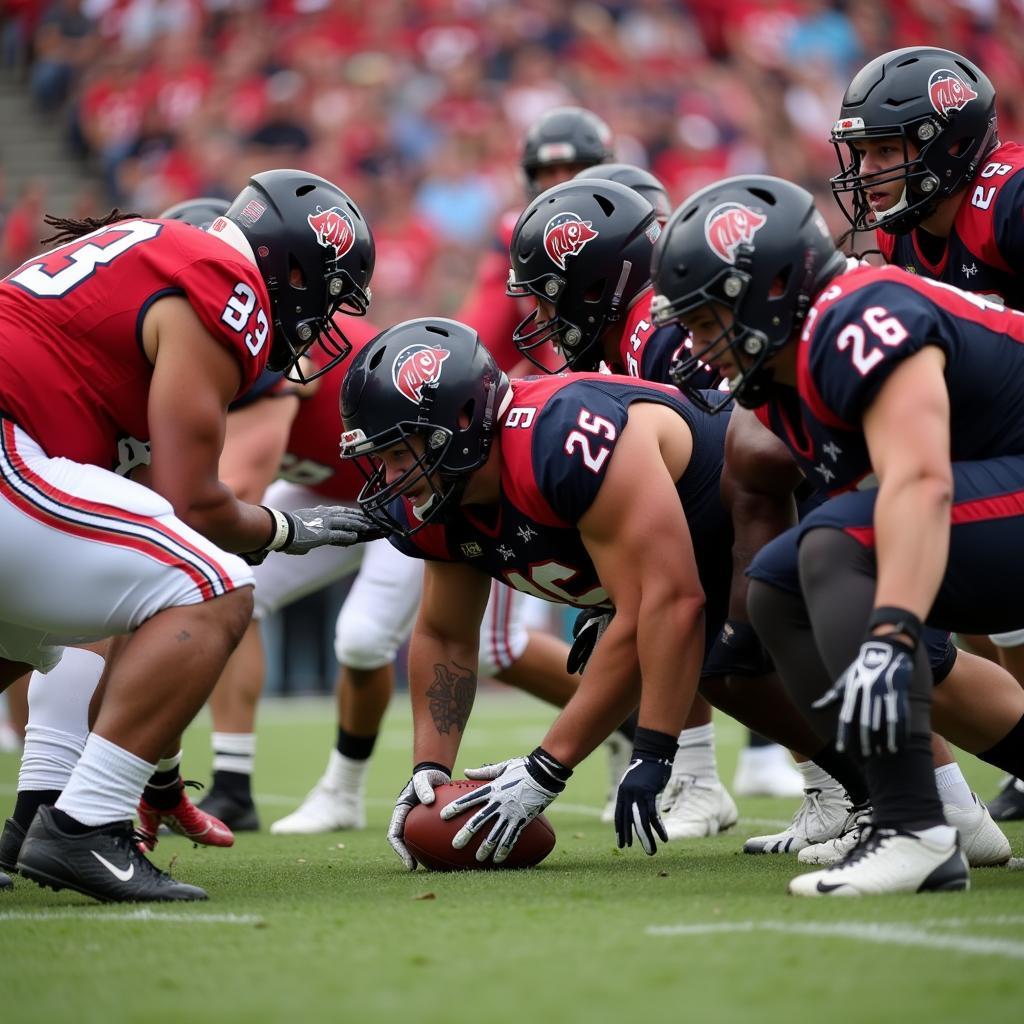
727 489 797 620
173 485 278 554
872 470 952 619
408 628 479 771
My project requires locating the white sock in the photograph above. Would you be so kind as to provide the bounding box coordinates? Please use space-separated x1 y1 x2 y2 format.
18 648 104 793
212 732 256 776
55 733 156 826
672 724 717 781
328 749 369 795
935 762 974 811
796 759 840 793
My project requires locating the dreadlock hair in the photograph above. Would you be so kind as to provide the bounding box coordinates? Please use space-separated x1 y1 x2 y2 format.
40 208 141 247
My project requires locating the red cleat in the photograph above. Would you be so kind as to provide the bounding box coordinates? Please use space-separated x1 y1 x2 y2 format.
137 780 235 851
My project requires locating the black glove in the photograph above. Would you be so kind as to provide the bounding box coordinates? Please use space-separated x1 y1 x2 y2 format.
813 607 921 758
566 608 613 674
242 505 387 564
614 727 676 855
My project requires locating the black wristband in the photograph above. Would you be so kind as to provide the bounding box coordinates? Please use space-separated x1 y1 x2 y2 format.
868 606 923 648
632 726 678 762
525 746 572 792
413 761 451 776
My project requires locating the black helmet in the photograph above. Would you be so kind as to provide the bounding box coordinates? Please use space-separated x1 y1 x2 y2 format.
575 163 672 223
507 178 660 372
520 106 614 197
159 196 230 229
220 169 374 382
340 318 509 536
650 175 846 410
831 46 997 234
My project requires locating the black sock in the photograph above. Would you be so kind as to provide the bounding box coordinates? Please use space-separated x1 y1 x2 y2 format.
12 789 61 831
337 726 377 761
747 731 773 748
862 733 945 831
50 807 106 835
212 769 253 803
142 775 182 811
811 741 870 806
978 712 1024 778
616 710 638 744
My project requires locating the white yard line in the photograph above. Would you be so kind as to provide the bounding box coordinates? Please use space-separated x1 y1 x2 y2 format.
646 920 1024 960
0 909 262 925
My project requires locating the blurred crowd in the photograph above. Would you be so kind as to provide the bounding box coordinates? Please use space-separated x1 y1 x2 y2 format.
3 0 1024 322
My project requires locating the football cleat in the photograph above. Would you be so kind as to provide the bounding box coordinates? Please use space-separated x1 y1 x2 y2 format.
788 823 969 897
136 780 234 851
797 802 872 865
0 870 11 890
196 787 260 832
743 784 850 855
17 806 208 903
943 794 1010 867
600 734 633 825
0 816 27 873
660 774 738 840
270 751 366 835
733 744 804 798
986 776 1024 821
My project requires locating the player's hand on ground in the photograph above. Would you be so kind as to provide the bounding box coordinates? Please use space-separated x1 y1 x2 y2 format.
279 505 387 554
614 728 676 855
566 608 614 674
442 748 571 864
388 763 451 870
813 636 914 757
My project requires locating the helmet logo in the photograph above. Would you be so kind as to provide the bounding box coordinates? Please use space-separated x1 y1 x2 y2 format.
927 69 978 117
392 344 451 405
543 212 598 270
307 206 356 260
704 202 767 264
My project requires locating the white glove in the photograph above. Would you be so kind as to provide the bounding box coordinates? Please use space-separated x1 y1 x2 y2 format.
440 748 570 864
388 762 451 870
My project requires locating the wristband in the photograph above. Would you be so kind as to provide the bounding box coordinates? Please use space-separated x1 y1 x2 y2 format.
525 746 572 792
413 760 451 776
261 506 294 552
632 726 678 762
868 606 923 648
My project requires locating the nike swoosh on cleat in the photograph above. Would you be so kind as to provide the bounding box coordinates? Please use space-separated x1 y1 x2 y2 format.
90 850 135 882
815 880 847 893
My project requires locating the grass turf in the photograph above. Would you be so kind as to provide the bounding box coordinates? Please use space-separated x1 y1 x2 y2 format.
1 691 1022 1024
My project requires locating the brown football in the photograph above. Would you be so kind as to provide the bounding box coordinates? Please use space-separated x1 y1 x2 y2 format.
405 779 556 871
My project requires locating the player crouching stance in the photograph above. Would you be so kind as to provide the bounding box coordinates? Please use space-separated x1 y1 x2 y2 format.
650 173 1024 895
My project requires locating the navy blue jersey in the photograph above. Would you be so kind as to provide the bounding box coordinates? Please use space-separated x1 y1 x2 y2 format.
789 263 1024 491
390 373 733 613
878 141 1024 310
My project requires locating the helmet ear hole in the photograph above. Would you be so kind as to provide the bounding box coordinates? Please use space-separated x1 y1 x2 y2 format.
584 280 605 303
768 266 792 298
288 254 307 289
458 398 476 430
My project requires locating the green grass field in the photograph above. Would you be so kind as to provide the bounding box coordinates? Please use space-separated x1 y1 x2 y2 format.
1 691 1022 1024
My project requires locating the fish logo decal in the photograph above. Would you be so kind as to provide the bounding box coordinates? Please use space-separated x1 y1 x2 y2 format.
392 344 450 404
704 202 767 264
543 212 598 270
307 206 356 260
927 69 978 117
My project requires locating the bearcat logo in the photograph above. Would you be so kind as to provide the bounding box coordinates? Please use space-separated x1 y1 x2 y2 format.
307 206 356 260
392 344 450 404
704 202 767 264
543 212 598 270
927 69 978 117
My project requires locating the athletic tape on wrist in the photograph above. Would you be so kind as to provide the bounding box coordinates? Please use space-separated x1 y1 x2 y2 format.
261 506 293 552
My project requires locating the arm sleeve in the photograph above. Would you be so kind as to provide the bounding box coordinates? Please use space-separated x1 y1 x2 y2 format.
992 168 1024 271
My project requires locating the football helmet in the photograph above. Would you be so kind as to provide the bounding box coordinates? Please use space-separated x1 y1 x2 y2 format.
340 318 508 536
507 178 660 372
159 197 230 229
575 163 672 224
650 175 846 410
221 169 374 381
521 107 614 196
831 46 997 234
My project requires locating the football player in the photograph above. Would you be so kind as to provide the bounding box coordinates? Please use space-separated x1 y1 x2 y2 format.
0 170 380 902
650 173 1024 895
830 45 1024 822
339 318 860 868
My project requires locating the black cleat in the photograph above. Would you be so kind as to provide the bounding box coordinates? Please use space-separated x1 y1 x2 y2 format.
0 816 26 873
196 788 260 832
17 806 208 903
986 777 1024 822
0 870 11 891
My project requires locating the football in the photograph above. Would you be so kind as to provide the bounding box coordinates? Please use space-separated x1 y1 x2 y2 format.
404 779 557 871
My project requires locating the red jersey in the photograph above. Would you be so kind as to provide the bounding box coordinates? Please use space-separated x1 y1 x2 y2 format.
0 219 271 471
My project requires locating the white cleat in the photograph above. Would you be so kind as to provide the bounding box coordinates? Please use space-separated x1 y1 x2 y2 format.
944 794 1011 867
788 824 969 897
660 774 738 840
743 783 850 855
270 751 366 835
600 734 633 825
797 802 871 865
733 745 804 798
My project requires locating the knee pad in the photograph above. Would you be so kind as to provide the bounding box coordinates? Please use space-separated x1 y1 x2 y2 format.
334 605 407 671
990 628 1024 648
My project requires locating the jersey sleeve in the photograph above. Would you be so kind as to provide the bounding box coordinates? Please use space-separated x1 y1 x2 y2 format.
991 167 1024 272
171 255 272 396
804 281 942 424
532 381 631 523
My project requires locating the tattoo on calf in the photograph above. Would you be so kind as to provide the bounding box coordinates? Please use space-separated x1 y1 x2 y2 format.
426 662 475 735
